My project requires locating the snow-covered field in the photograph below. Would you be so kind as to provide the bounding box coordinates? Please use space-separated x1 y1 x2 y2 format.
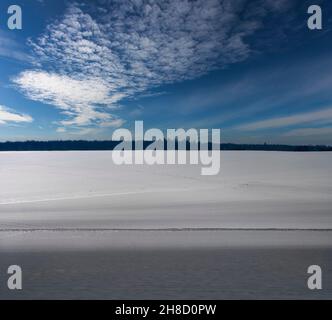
0 151 331 299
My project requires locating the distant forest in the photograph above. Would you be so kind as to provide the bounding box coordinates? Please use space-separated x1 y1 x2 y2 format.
0 140 331 151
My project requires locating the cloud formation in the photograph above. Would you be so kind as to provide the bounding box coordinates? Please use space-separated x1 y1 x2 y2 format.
235 107 332 131
13 0 290 131
0 105 33 125
13 71 124 127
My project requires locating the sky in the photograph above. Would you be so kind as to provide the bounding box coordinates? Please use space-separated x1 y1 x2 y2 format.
0 0 331 144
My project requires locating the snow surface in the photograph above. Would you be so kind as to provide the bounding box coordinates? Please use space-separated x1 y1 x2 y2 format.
1 151 332 299
0 151 331 232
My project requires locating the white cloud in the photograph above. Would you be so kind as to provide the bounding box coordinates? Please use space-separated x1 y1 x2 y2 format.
56 127 66 133
0 105 33 125
235 107 332 131
12 71 124 127
13 0 290 130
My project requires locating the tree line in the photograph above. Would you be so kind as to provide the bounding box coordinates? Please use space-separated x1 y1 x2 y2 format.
0 140 331 151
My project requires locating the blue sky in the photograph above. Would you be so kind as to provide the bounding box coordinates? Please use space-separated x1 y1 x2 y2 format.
0 0 331 144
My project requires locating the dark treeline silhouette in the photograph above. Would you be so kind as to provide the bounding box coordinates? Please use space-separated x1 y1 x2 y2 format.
0 140 331 151
218 143 332 151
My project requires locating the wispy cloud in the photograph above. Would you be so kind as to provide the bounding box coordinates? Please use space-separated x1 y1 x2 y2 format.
0 105 33 125
0 31 33 64
12 0 290 131
235 107 332 131
283 127 332 137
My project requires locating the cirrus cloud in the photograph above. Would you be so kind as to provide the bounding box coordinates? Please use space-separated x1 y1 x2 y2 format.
235 107 332 131
0 105 33 125
13 0 291 131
